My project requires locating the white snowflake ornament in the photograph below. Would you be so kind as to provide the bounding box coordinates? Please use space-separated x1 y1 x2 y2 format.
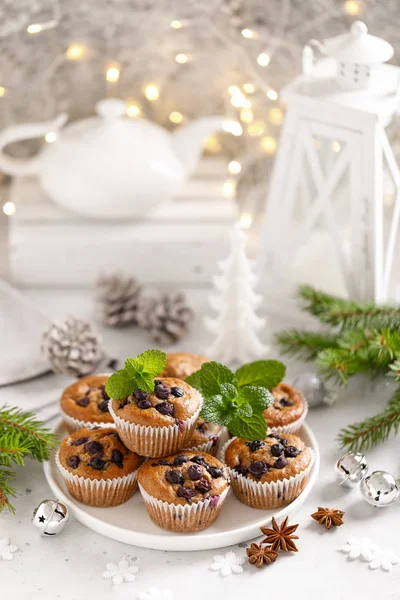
368 548 400 572
136 588 174 600
102 557 139 585
339 537 400 573
209 551 245 577
0 538 18 561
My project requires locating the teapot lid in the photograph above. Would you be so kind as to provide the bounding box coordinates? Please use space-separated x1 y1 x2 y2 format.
324 21 393 65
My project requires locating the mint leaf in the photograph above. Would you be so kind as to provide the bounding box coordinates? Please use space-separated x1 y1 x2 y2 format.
237 403 253 418
228 413 267 441
106 369 137 399
185 370 202 393
105 350 167 398
235 360 286 390
200 395 231 425
129 349 166 378
200 362 235 399
238 386 274 412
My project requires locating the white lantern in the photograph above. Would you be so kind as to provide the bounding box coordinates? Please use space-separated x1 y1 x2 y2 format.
303 21 394 91
258 22 400 303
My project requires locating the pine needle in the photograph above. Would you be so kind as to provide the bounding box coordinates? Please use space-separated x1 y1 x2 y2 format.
0 405 58 513
338 387 400 452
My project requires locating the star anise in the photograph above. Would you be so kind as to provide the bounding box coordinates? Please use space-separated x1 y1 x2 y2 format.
260 516 299 552
246 543 278 568
311 507 345 529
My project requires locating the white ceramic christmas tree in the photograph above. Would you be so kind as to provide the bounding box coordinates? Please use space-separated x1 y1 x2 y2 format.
205 223 269 365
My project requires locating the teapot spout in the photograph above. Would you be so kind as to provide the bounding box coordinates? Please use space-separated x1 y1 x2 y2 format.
171 117 225 177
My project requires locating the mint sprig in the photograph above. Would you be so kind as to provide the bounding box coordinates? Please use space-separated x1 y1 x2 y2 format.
105 349 167 399
186 359 285 441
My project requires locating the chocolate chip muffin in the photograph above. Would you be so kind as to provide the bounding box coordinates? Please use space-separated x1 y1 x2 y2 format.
222 432 314 509
57 427 143 507
109 377 202 457
160 352 208 380
186 418 223 456
263 382 308 434
138 450 230 532
60 374 114 432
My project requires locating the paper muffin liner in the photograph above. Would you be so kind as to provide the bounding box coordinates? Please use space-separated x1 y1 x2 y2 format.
220 437 314 510
109 391 203 458
61 408 115 433
139 483 230 533
269 396 309 435
56 449 138 507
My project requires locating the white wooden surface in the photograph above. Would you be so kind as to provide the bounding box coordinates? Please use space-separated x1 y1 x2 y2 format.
1 287 399 599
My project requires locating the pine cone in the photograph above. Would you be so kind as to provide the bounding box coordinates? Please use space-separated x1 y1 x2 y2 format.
41 316 103 376
95 274 142 327
137 293 194 345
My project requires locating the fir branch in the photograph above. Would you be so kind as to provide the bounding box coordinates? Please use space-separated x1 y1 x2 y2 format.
0 405 58 513
338 387 400 452
298 285 400 330
0 467 17 513
0 405 58 462
275 329 340 361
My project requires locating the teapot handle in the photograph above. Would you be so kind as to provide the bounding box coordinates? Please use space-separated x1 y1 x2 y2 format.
0 113 68 176
302 39 325 76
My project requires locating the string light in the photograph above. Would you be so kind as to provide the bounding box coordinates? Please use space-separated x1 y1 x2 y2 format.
175 53 189 64
3 201 16 216
269 107 284 125
45 132 57 143
223 120 243 136
240 108 253 123
228 160 242 175
223 179 236 198
228 85 241 95
331 141 341 153
144 84 159 101
169 111 183 123
260 136 277 154
240 212 253 229
257 53 270 67
126 104 141 118
170 20 183 29
343 1 362 15
266 89 278 101
203 135 222 153
241 29 257 39
106 67 120 82
243 83 255 94
66 43 86 61
247 122 265 136
0 87 5 97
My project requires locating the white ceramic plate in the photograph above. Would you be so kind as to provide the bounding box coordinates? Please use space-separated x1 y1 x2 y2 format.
43 421 320 551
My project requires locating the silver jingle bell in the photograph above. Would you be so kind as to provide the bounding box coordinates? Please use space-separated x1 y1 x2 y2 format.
335 451 369 487
360 471 400 507
32 499 69 536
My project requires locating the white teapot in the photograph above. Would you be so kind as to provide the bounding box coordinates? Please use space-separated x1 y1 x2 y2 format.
0 99 224 219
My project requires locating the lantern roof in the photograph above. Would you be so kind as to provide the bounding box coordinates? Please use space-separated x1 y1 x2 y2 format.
324 21 393 65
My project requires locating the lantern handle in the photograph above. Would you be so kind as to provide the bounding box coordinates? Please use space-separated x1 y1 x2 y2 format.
302 39 325 76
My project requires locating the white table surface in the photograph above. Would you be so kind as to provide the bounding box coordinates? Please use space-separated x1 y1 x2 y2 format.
1 287 400 600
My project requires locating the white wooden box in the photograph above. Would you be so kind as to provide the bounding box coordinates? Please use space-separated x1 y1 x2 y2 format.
8 159 238 286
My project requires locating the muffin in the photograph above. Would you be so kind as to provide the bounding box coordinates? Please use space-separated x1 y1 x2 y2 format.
56 427 143 507
60 374 114 432
222 432 314 509
160 352 208 379
138 450 230 532
262 382 308 434
109 377 202 457
186 418 223 456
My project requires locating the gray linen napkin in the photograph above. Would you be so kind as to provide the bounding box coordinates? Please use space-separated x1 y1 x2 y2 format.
0 279 50 386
